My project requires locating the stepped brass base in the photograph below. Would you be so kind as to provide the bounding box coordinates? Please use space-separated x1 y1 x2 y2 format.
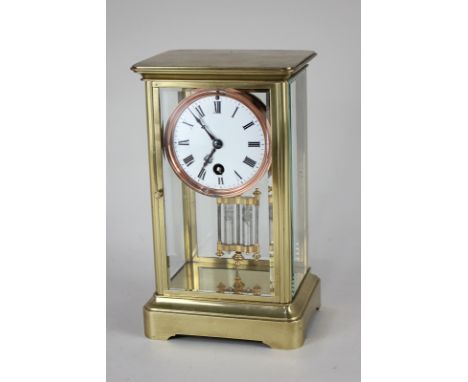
143 272 321 349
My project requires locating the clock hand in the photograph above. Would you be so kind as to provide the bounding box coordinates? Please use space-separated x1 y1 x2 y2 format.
189 109 220 142
189 108 204 127
204 126 218 142
197 147 217 180
202 147 217 168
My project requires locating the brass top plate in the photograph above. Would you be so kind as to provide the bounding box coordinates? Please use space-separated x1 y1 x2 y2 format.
131 49 317 80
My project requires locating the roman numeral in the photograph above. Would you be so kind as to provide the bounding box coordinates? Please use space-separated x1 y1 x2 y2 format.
214 100 221 114
243 121 254 130
248 141 260 147
195 105 205 118
218 177 224 185
183 155 195 166
183 121 193 127
231 106 239 118
243 156 256 168
178 139 190 145
198 168 206 180
234 170 243 180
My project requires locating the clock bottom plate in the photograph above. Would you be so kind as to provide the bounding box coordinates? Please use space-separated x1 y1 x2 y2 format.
143 272 321 349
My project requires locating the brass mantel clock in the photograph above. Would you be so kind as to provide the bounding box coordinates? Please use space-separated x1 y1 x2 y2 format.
131 50 321 349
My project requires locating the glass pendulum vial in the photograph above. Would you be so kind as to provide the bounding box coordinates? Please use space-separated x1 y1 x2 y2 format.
216 189 261 262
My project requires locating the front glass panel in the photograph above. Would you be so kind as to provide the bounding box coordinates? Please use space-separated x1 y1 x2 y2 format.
289 71 309 295
158 87 274 298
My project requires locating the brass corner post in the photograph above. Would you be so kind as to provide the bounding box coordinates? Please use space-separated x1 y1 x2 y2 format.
270 81 292 303
146 82 169 293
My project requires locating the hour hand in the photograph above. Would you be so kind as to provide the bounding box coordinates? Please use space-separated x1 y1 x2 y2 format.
203 147 216 168
197 148 216 181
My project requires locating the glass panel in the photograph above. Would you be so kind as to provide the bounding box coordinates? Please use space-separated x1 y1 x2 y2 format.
289 71 309 295
160 88 186 279
158 87 274 297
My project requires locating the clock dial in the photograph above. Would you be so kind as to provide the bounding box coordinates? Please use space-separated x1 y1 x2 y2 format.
165 89 271 197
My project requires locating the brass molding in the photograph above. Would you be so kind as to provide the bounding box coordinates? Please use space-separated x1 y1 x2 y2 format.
131 50 317 81
144 272 321 349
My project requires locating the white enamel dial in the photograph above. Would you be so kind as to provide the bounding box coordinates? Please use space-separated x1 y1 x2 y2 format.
165 90 270 197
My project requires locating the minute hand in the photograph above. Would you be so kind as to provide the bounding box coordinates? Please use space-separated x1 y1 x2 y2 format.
189 109 219 141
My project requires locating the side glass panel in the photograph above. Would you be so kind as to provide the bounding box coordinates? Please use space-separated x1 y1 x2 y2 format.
158 87 274 298
289 71 309 295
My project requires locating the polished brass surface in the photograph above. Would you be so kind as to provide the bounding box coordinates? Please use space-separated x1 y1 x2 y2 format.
232 251 246 265
144 79 301 301
143 272 321 349
135 50 320 347
143 80 278 301
143 78 298 302
217 242 259 255
132 50 317 81
190 256 270 270
182 184 198 260
180 89 199 290
145 84 169 293
216 196 260 205
163 289 278 302
270 81 293 303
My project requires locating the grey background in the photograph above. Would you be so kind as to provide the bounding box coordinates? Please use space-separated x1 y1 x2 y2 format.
107 0 360 381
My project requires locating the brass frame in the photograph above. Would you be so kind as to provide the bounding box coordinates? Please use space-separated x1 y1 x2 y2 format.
137 55 319 347
146 79 296 303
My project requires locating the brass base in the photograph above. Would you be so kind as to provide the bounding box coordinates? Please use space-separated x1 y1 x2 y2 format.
143 272 321 349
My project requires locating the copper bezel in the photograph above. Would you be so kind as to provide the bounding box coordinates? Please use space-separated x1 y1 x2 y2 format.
164 89 272 197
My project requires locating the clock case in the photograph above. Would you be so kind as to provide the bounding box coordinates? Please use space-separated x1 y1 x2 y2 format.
131 50 320 349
